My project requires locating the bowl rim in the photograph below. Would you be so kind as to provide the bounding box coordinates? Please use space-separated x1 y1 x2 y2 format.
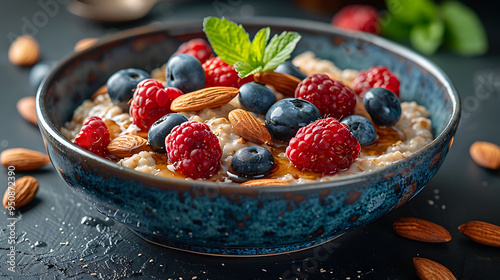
36 17 461 193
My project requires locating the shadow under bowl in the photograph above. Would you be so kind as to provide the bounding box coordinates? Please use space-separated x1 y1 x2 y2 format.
36 18 460 256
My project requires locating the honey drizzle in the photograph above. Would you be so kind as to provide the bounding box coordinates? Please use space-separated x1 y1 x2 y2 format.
103 119 122 140
148 124 407 182
268 145 323 180
352 95 407 156
267 123 406 180
151 153 186 179
146 97 405 181
362 125 406 156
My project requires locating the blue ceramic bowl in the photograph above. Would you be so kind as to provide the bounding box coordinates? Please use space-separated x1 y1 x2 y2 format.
37 18 460 256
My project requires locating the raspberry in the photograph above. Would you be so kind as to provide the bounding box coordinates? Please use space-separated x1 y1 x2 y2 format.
173 38 213 63
166 121 222 179
331 5 380 35
202 57 253 88
286 117 360 174
129 79 182 131
74 116 110 157
351 66 400 98
295 73 356 119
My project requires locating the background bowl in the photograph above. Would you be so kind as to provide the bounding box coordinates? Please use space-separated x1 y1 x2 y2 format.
37 18 460 256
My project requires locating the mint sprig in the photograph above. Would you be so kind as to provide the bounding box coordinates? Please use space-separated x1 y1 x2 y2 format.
203 17 301 78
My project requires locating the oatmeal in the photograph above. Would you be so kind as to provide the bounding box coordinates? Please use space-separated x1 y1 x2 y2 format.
63 50 433 184
292 51 359 85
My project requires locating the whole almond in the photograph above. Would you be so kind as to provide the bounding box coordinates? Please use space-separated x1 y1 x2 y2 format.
74 38 98 52
228 109 272 145
469 141 500 169
1 148 50 171
107 134 150 158
393 217 451 243
3 176 39 209
241 179 289 186
413 257 456 280
171 87 239 112
254 71 301 96
458 220 500 247
8 35 40 66
17 96 38 126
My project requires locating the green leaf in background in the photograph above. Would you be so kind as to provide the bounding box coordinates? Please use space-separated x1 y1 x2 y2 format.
203 17 251 65
442 1 488 56
380 12 412 40
385 0 437 25
410 20 444 55
381 0 488 56
261 31 301 73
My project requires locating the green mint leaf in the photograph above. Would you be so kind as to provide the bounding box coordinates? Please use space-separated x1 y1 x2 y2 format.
441 1 488 56
203 17 251 65
203 17 302 78
261 31 301 73
235 28 269 78
410 20 444 55
386 0 437 25
250 27 270 64
234 61 262 78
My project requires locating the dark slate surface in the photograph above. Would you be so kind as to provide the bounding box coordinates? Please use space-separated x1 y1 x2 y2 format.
1 0 500 279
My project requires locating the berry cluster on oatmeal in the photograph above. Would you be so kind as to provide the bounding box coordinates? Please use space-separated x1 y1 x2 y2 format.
61 17 433 185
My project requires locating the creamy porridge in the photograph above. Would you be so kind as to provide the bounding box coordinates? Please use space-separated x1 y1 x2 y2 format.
62 51 433 185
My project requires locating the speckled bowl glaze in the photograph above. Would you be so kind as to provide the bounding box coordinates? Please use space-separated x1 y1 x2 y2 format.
37 18 460 256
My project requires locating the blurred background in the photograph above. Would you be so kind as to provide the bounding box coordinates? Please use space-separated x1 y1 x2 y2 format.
3 0 499 58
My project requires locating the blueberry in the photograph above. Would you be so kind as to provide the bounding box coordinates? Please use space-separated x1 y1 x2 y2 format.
341 115 377 146
107 68 150 110
231 146 275 179
363 87 401 126
166 54 205 93
275 60 307 80
148 113 188 153
29 61 57 89
265 98 321 142
238 82 276 115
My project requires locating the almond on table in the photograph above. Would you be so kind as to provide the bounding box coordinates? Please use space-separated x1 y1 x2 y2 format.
17 96 38 126
413 257 456 280
393 217 451 243
0 148 50 171
469 141 500 169
8 35 40 66
458 221 500 247
3 176 39 209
